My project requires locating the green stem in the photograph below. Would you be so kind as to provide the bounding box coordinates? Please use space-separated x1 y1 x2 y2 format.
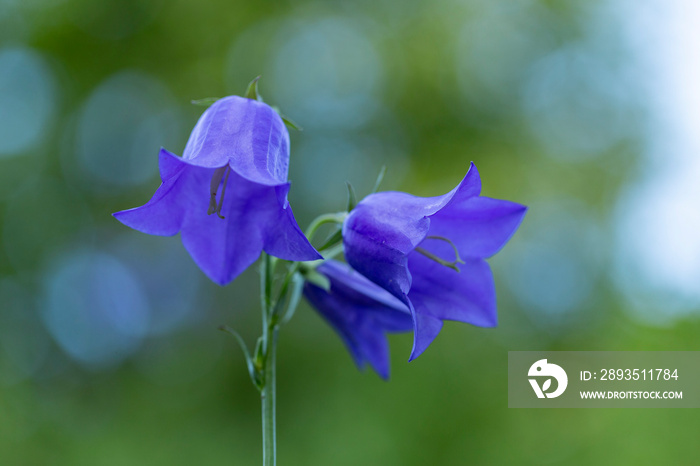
271 263 301 321
261 325 278 466
304 212 347 240
259 253 277 466
299 243 345 272
255 210 344 465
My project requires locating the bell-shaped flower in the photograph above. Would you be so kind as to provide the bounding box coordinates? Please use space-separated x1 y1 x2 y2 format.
114 96 321 285
342 163 526 360
303 260 413 379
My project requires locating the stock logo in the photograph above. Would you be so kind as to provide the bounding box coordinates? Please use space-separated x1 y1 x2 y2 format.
528 359 568 399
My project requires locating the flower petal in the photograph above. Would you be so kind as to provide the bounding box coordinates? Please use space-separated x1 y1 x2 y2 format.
182 96 290 186
342 193 439 299
404 255 495 361
319 260 410 316
428 196 527 258
406 302 443 361
112 148 190 236
303 260 412 379
180 169 316 285
445 161 482 202
343 163 484 300
408 252 497 327
342 226 415 299
117 148 318 285
262 184 322 262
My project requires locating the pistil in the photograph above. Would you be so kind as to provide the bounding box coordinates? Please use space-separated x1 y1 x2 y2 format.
414 235 465 272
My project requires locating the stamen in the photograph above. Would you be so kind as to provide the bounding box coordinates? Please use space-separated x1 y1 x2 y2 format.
208 166 231 219
215 166 231 219
207 193 218 215
414 236 465 272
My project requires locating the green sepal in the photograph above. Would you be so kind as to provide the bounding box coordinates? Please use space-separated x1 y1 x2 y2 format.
301 268 331 291
191 97 220 107
280 274 304 326
317 228 343 251
371 165 387 194
271 278 290 321
219 325 261 390
281 114 302 131
254 336 265 370
281 115 302 131
244 77 302 130
346 181 358 211
245 76 263 102
269 105 302 131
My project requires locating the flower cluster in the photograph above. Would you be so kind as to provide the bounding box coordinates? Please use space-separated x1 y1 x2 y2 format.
115 92 526 379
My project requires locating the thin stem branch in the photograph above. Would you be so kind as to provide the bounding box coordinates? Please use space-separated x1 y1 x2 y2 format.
304 212 347 241
280 274 304 326
270 263 301 322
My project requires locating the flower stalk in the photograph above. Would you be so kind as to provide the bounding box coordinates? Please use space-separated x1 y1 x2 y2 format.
259 253 277 466
254 213 348 465
260 325 278 466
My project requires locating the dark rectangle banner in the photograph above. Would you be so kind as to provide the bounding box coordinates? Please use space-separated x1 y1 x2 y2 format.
508 352 700 408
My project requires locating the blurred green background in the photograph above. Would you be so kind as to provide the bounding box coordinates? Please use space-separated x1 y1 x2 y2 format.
2 0 700 464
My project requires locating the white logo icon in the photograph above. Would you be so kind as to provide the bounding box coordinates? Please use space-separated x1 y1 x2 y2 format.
528 359 568 399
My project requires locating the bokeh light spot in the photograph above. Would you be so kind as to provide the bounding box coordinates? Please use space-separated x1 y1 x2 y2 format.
501 201 604 332
268 17 384 130
0 46 57 157
455 1 552 115
42 249 150 369
521 43 635 161
289 135 408 214
109 234 204 336
76 70 181 189
614 161 700 323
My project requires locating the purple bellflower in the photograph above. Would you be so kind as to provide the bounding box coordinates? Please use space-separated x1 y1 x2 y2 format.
114 96 321 285
342 163 526 360
303 260 413 379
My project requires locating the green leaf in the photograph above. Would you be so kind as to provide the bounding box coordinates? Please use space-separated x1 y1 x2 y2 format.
244 76 263 101
346 181 358 211
371 165 387 193
302 268 331 291
219 325 260 389
191 97 220 107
